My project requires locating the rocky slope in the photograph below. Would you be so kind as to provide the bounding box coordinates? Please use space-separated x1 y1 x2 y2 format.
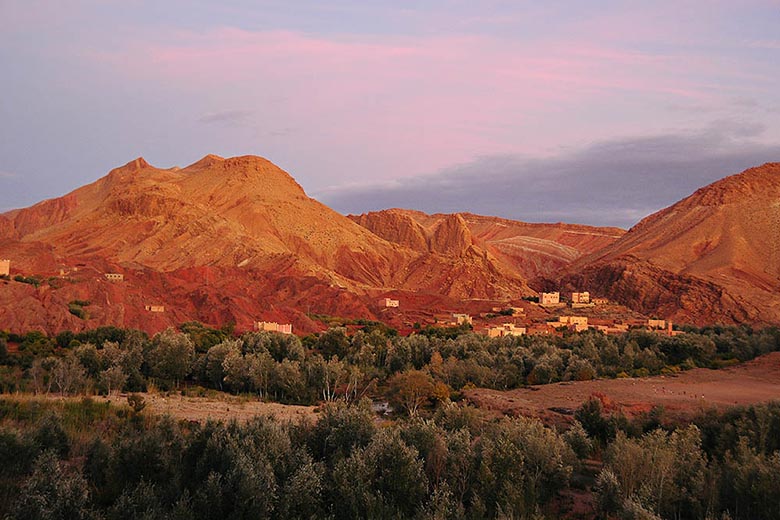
0 155 532 333
3 156 777 332
561 163 780 325
350 209 624 280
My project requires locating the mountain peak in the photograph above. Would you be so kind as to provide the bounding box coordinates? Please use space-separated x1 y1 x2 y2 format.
122 157 152 171
430 213 475 256
185 154 226 170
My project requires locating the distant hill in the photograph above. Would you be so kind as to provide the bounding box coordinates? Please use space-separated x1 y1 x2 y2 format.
1 156 777 332
559 163 780 325
0 155 535 333
349 209 623 280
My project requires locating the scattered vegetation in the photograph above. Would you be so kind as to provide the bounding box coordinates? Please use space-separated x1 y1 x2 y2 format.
12 274 41 287
1 323 779 518
68 300 91 320
0 324 778 408
0 394 778 518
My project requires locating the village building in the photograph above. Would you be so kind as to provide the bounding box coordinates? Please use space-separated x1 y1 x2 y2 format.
486 323 526 338
571 292 590 304
592 297 609 305
540 292 560 306
657 321 683 337
255 321 293 334
104 273 124 281
548 315 589 332
647 319 666 329
144 305 165 313
595 324 630 335
452 313 473 325
526 324 553 335
0 259 9 277
571 291 594 308
379 297 400 308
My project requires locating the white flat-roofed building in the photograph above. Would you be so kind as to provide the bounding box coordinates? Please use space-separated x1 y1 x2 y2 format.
486 323 526 338
255 321 293 334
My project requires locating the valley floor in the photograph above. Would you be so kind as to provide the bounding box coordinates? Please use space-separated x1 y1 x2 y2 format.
465 351 780 422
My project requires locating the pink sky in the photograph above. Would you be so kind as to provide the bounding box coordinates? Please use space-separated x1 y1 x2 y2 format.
0 1 778 224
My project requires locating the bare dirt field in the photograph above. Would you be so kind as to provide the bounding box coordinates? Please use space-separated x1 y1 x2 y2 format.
114 393 319 423
2 393 319 424
465 352 780 422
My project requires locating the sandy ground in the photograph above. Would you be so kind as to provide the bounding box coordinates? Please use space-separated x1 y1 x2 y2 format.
465 352 780 421
1 392 319 424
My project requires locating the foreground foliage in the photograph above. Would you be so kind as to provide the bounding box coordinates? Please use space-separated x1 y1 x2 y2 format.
0 397 779 519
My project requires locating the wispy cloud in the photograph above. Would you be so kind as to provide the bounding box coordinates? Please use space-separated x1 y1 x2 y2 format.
87 27 745 186
2 1 778 214
198 109 254 126
318 122 780 229
745 39 780 49
0 171 17 179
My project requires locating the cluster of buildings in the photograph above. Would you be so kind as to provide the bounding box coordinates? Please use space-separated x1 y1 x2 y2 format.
469 289 679 338
3 260 682 339
540 290 609 308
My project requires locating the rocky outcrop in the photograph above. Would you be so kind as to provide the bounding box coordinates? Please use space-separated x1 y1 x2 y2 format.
349 210 429 252
430 214 474 256
350 209 625 280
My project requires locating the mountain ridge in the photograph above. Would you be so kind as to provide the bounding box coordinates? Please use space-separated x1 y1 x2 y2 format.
1 156 778 332
560 162 780 324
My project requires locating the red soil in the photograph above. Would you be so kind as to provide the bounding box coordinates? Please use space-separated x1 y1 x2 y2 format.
465 352 780 422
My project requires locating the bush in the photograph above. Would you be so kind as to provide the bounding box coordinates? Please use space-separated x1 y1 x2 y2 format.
13 275 41 287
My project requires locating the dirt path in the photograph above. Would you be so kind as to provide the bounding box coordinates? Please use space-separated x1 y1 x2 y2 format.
465 352 780 421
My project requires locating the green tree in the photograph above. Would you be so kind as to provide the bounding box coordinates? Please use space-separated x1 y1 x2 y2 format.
315 327 351 360
204 340 239 390
388 369 436 417
52 355 87 396
332 428 428 519
149 329 194 387
11 451 93 520
309 400 376 464
100 366 127 396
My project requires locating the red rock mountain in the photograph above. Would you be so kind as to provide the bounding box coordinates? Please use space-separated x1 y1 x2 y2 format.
2 156 776 333
0 155 535 333
561 163 780 325
349 209 624 280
